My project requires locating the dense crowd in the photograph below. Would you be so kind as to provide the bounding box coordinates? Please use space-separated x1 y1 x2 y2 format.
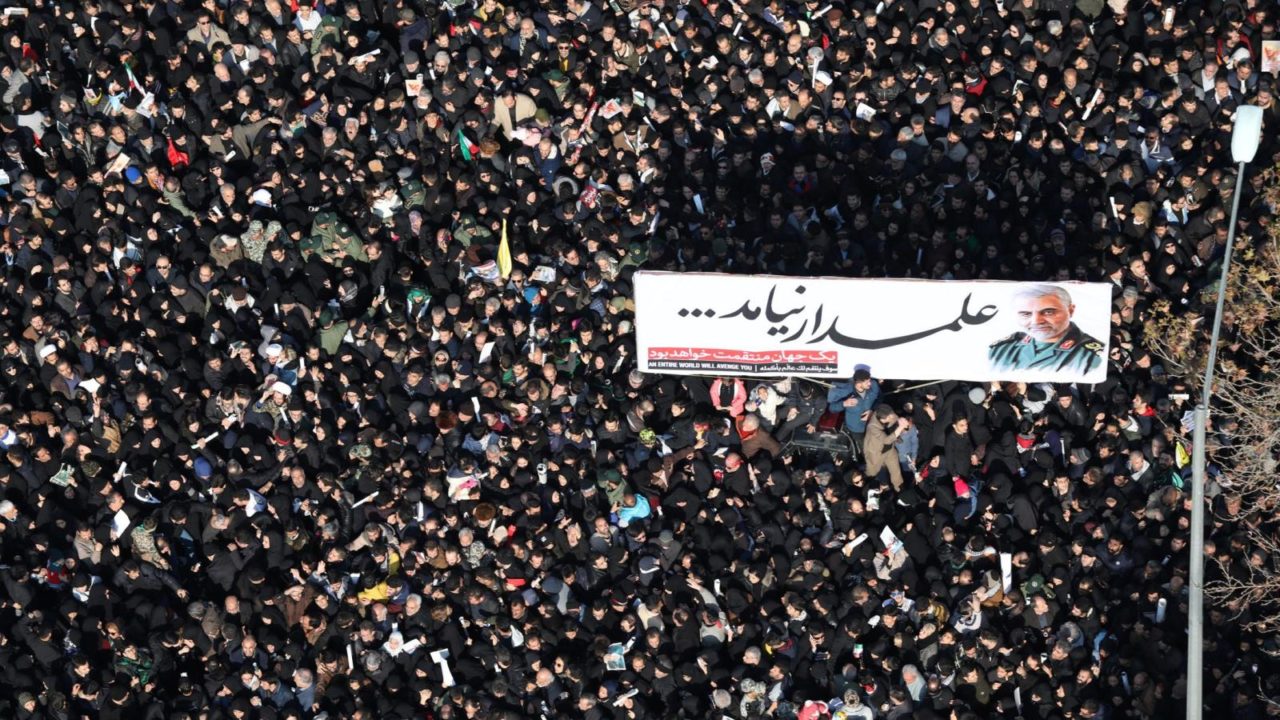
0 0 1277 718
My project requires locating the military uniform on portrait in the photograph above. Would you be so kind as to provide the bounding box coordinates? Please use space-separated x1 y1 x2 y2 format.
988 323 1104 375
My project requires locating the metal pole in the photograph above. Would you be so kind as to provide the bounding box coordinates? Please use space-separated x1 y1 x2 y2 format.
1188 404 1207 720
1201 161 1248 408
1187 159 1247 720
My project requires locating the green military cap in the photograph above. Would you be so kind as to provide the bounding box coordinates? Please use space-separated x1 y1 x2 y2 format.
401 181 425 207
314 212 336 225
453 215 477 245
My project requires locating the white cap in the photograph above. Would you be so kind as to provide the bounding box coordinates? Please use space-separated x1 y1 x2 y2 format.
38 344 57 359
265 343 283 356
813 71 833 86
270 381 292 396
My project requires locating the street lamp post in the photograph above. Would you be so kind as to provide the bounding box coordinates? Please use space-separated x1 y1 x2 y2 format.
1187 104 1264 720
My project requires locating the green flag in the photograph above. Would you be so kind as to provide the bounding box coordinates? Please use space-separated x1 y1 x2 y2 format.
457 128 477 162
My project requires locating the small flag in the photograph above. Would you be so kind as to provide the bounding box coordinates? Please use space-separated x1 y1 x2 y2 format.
1175 439 1190 469
123 62 143 94
457 128 476 162
166 135 189 169
497 218 512 279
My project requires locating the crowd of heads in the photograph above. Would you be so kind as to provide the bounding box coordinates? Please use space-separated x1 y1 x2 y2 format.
0 0 1277 717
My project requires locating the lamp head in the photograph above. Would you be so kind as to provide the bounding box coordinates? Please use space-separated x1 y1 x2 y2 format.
1232 105 1264 164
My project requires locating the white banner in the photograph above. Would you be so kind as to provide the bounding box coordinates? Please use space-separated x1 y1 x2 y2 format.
634 272 1111 383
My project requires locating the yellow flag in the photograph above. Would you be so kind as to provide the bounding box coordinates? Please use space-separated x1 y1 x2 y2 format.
497 218 512 279
1175 439 1190 469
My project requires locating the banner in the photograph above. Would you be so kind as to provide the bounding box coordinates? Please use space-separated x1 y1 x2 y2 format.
634 272 1111 383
